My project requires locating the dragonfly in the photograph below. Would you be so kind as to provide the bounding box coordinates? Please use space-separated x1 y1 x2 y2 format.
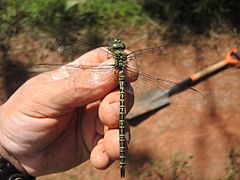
24 34 206 177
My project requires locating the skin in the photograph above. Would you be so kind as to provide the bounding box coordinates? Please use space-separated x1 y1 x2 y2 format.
0 48 135 176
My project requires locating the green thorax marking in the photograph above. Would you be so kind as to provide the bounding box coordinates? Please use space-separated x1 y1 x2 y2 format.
108 39 127 70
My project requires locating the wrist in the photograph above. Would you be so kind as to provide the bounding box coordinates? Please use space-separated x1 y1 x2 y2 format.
0 144 35 180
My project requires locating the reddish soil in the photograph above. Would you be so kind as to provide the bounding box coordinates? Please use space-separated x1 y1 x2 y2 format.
1 32 240 180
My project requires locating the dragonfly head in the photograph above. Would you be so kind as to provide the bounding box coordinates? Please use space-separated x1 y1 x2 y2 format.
109 39 126 51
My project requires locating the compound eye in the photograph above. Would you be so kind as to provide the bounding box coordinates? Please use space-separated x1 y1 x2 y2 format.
109 39 126 50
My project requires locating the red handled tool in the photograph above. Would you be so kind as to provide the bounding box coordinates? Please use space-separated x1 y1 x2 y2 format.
166 48 240 97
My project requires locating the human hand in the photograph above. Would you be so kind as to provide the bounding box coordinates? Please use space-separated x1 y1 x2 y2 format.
0 48 134 176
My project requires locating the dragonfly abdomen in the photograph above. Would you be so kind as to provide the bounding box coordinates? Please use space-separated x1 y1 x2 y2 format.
119 70 126 178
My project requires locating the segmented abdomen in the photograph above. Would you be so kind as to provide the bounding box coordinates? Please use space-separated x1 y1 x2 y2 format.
119 70 126 177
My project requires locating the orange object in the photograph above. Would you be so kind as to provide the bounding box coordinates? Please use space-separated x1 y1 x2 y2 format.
224 48 240 65
190 48 240 81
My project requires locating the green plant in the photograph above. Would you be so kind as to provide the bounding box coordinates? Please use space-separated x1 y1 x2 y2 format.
135 152 193 179
138 0 240 34
0 0 82 38
224 148 240 180
0 0 145 44
169 152 193 179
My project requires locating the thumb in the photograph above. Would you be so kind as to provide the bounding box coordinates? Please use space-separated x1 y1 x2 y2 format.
39 48 119 109
4 48 118 115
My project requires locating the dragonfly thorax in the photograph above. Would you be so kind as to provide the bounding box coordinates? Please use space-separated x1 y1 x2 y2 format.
108 39 127 70
114 51 127 70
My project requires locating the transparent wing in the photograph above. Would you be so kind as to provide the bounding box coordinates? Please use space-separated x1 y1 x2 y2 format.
28 61 118 85
0 57 117 104
28 63 115 72
125 67 206 119
126 45 166 62
9 42 205 99
39 30 111 60
124 48 206 118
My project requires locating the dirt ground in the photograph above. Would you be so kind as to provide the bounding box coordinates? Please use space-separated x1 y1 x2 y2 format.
1 32 240 179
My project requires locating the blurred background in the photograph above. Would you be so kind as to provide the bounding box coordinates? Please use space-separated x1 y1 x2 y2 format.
0 0 240 179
